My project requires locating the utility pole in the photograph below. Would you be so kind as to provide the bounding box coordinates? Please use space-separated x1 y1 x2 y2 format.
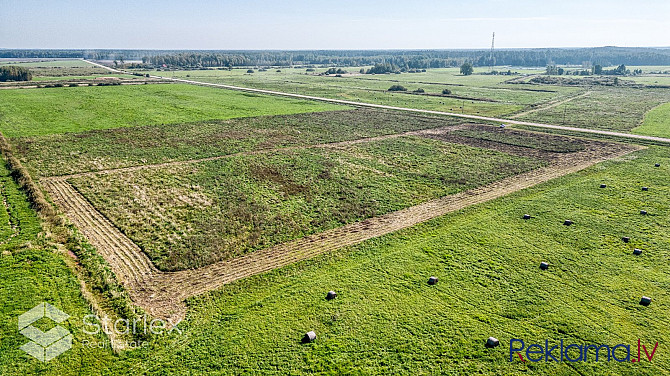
489 32 495 72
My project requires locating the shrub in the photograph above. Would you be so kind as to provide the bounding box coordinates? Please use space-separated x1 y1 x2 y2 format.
0 66 32 81
247 69 255 73
388 85 407 92
413 88 425 93
442 88 452 95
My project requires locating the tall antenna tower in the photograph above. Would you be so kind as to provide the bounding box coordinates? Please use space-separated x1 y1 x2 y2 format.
489 32 495 71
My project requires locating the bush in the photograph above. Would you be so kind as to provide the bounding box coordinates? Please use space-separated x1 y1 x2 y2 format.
247 69 255 73
306 68 315 72
442 88 452 95
388 85 407 92
68 83 79 87
413 88 425 93
0 66 32 81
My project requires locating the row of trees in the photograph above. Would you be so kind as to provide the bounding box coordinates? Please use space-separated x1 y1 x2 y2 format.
546 63 633 76
0 66 32 81
132 47 670 69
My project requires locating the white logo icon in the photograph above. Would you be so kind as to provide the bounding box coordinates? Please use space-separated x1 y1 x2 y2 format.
18 302 72 362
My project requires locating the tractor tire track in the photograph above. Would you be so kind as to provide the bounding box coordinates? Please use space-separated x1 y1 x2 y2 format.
510 91 591 119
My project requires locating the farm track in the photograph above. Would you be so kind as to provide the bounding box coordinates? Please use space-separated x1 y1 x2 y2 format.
42 133 640 321
510 91 591 119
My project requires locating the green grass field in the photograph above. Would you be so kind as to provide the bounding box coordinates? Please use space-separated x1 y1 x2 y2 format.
0 84 345 138
12 109 468 177
2 145 666 375
633 102 670 138
517 87 670 132
2 62 670 375
142 67 582 118
107 146 670 375
69 136 545 270
0 158 116 376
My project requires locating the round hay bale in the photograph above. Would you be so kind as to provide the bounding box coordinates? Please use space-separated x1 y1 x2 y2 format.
539 262 549 270
640 210 648 215
302 331 317 343
428 276 438 285
563 220 573 226
600 184 607 188
622 237 630 243
633 248 642 255
523 214 531 220
486 337 500 348
326 291 337 300
640 296 652 306
642 187 649 191
655 163 661 167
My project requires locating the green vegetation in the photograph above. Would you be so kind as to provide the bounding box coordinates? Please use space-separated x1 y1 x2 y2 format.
0 84 345 138
517 88 670 132
460 61 474 76
6 146 664 375
0 156 116 375
13 109 468 177
633 102 670 138
0 66 32 82
69 136 544 271
451 127 586 153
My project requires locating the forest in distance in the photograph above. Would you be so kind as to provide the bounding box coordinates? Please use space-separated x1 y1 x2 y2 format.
3 46 670 68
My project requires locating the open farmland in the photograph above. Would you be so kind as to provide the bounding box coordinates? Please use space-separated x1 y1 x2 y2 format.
12 109 469 177
0 84 344 137
141 66 583 118
633 102 670 138
66 135 546 271
1 53 670 376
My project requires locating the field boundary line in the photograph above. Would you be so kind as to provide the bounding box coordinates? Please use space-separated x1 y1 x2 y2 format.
510 91 591 119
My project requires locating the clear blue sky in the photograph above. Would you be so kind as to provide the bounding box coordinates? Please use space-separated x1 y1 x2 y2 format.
1 0 668 49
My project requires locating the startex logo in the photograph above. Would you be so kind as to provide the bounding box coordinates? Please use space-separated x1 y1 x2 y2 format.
510 339 658 363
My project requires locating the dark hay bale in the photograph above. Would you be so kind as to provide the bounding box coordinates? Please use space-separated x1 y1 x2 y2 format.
563 220 573 226
642 187 649 191
640 296 652 306
428 276 438 285
622 237 630 243
633 248 642 255
302 331 317 343
486 337 500 348
655 163 661 167
600 184 607 188
640 210 648 215
523 214 531 220
326 291 337 300
539 262 549 270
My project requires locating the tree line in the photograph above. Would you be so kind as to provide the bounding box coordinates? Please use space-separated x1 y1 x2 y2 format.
2 47 670 68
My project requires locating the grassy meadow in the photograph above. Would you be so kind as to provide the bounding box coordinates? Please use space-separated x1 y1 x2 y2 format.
2 145 666 375
633 102 670 138
0 84 344 137
12 109 469 177
69 136 545 270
